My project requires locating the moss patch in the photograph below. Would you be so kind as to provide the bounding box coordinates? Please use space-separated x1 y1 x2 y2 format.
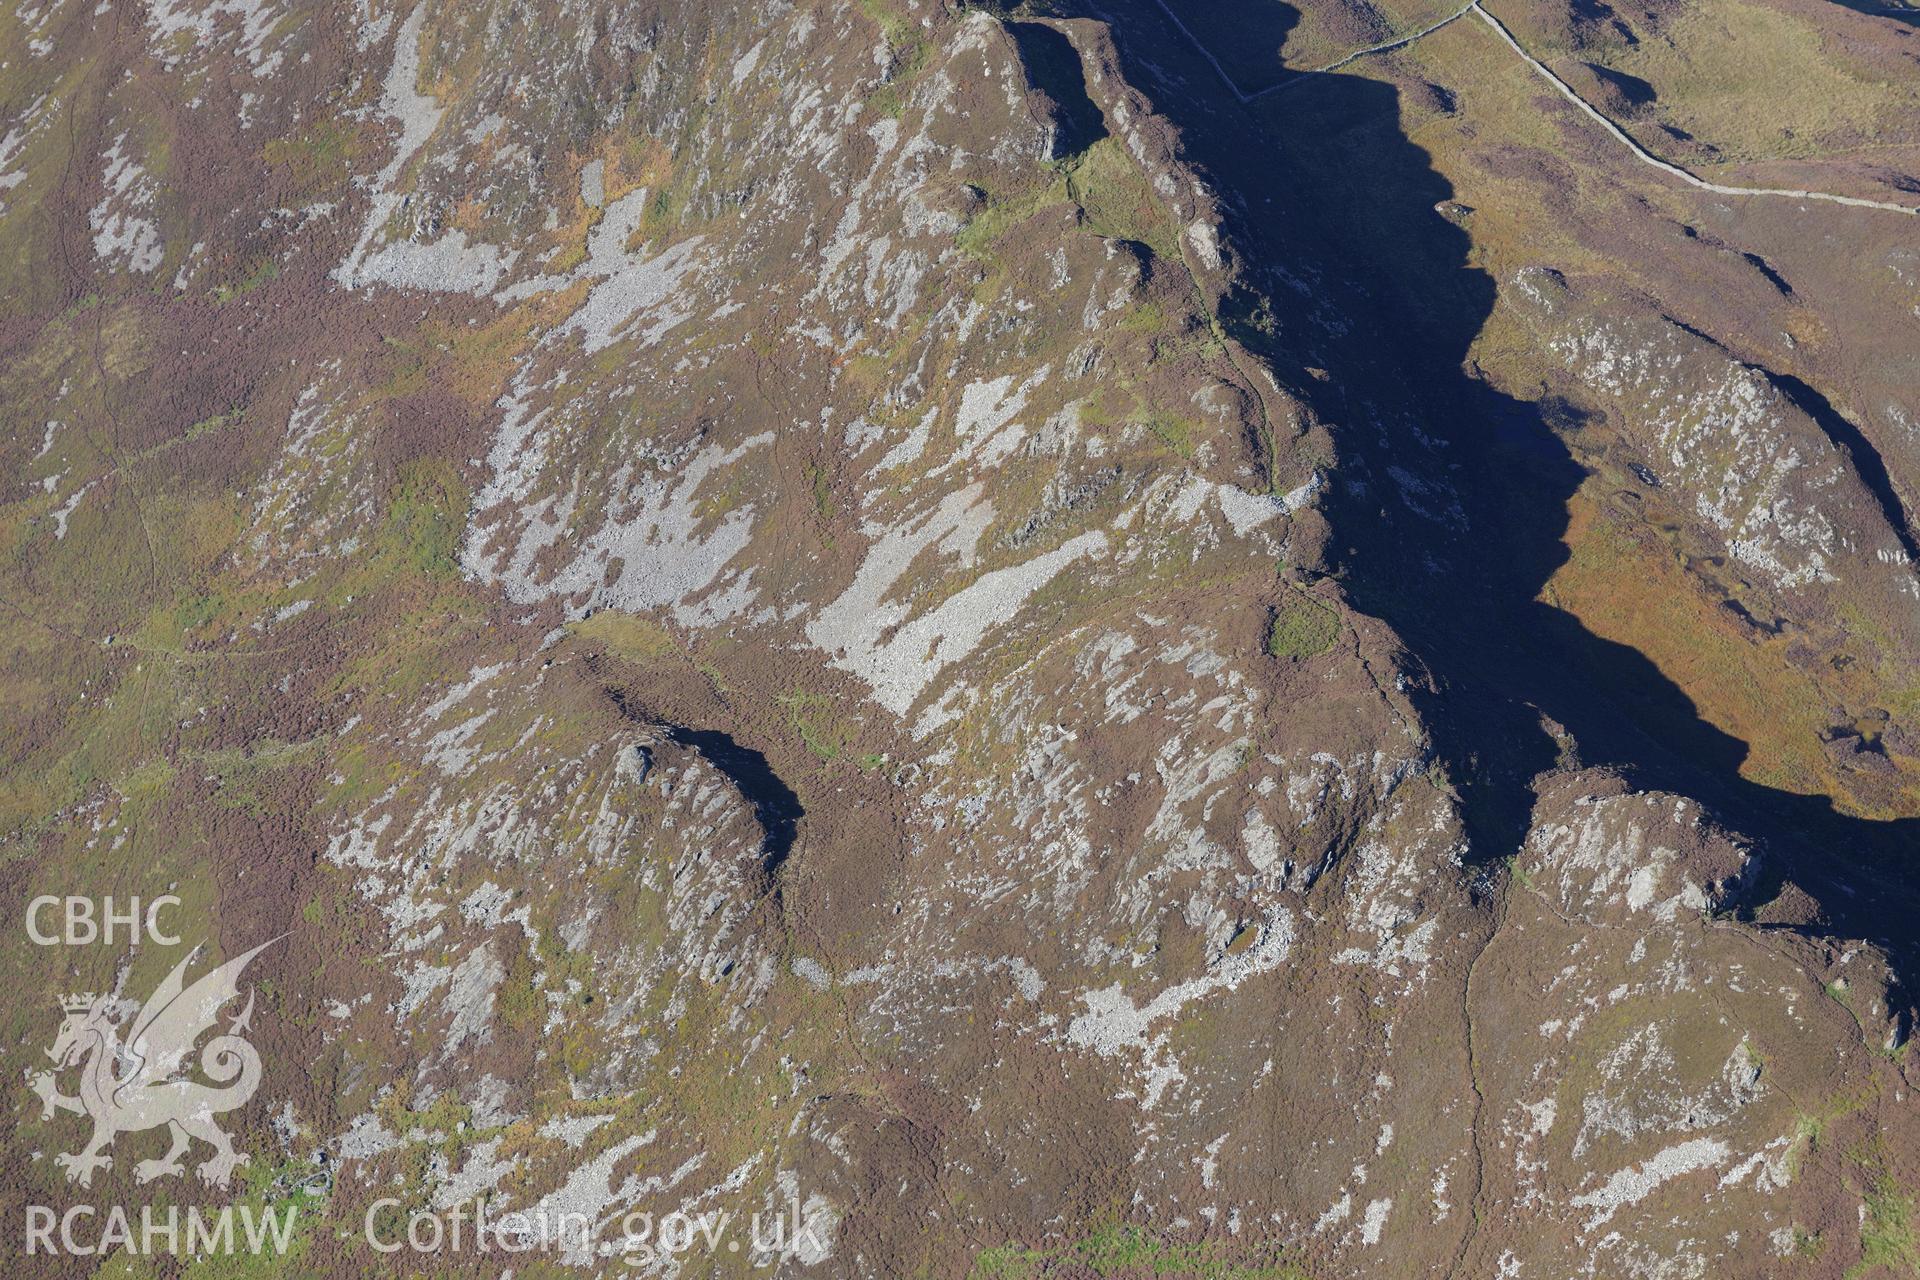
1267 595 1341 660
1856 1177 1920 1278
972 1223 1311 1279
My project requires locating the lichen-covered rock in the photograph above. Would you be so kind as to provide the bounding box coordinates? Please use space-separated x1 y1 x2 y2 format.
1524 771 1753 928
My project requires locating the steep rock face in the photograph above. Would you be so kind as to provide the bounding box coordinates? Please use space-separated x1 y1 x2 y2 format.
2 0 1917 1277
1523 771 1754 928
1511 268 1920 668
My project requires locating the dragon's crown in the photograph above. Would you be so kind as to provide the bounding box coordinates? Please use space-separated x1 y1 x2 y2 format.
59 992 98 1013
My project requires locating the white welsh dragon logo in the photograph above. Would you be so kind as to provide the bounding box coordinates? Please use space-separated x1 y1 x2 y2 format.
31 939 279 1189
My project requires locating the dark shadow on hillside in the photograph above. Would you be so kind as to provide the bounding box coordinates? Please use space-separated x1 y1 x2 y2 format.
1825 0 1920 24
1051 0 1919 986
1585 61 1656 109
1767 371 1920 563
664 726 805 877
594 672 804 880
1007 21 1110 157
1170 0 1301 94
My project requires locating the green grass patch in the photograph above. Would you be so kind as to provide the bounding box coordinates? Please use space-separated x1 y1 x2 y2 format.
211 256 280 304
263 119 359 195
809 462 838 520
1144 413 1196 459
1267 595 1341 660
778 690 848 761
1856 1177 1920 1278
1063 139 1174 256
858 0 926 66
569 612 681 665
196 737 324 814
972 1223 1310 1279
377 460 466 582
955 174 1069 261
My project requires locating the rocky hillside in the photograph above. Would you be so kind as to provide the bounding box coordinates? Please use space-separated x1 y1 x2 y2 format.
2 0 1917 1276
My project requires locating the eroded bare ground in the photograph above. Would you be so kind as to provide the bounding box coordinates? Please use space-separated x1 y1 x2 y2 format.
1 0 1917 1275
